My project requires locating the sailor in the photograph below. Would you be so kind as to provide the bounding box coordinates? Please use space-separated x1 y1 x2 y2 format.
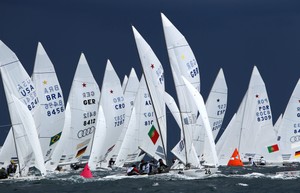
0 167 8 179
157 159 168 173
108 158 115 168
126 164 140 176
147 159 156 175
138 159 147 174
259 156 266 165
7 160 16 175
248 157 257 167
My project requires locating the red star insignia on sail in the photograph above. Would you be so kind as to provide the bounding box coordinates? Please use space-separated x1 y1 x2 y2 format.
151 64 154 69
110 90 113 94
82 83 86 87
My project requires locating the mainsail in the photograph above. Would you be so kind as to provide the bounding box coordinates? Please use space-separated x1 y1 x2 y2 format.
32 42 65 163
132 26 167 162
61 53 100 163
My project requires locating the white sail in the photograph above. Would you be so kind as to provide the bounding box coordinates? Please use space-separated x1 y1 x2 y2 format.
88 105 106 170
277 79 300 162
97 60 125 167
62 53 100 163
11 95 46 176
32 42 65 163
274 114 282 136
216 113 237 165
207 68 228 139
182 76 219 167
238 66 282 164
132 26 167 162
121 75 128 92
46 103 71 171
0 129 17 168
161 13 200 167
163 91 183 133
111 68 139 163
216 91 248 166
0 40 44 175
197 69 228 165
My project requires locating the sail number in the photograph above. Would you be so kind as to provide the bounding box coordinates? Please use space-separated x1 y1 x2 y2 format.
256 99 271 122
185 59 198 78
144 112 154 117
27 98 39 111
83 111 97 118
114 114 125 127
83 118 96 126
145 120 154 126
294 123 300 129
212 119 223 131
217 104 226 116
44 100 64 109
47 107 64 116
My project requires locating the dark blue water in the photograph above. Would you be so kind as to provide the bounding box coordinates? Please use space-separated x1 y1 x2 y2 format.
1 165 299 193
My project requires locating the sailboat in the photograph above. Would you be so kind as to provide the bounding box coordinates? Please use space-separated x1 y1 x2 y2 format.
60 53 100 165
87 104 106 170
31 42 65 165
181 76 219 176
195 69 228 166
88 60 125 169
161 13 200 169
111 68 140 165
0 40 46 176
217 66 282 165
277 79 300 163
132 26 168 164
115 75 162 167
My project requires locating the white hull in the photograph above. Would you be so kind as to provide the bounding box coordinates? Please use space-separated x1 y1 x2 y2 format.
170 167 218 178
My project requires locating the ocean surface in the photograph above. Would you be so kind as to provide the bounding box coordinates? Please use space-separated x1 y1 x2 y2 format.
1 165 300 193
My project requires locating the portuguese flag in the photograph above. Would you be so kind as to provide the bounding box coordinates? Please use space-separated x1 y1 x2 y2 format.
267 144 279 153
148 125 159 145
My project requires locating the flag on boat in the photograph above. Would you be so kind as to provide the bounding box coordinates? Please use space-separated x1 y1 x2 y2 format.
49 132 62 146
80 163 93 178
294 151 300 158
148 125 159 144
227 148 243 167
267 144 279 153
76 146 87 158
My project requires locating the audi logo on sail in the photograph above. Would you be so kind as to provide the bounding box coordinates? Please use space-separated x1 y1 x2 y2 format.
77 126 94 138
290 135 300 143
